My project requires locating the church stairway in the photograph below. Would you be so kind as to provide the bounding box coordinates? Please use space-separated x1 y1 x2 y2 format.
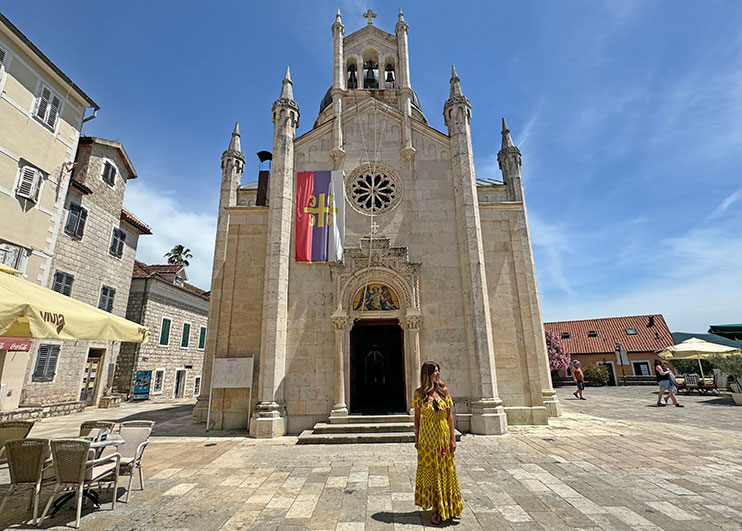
297 414 463 444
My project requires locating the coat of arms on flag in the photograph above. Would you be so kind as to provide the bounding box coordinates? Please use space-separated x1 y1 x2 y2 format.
295 170 345 262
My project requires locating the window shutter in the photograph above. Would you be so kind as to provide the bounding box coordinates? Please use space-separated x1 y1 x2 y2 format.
109 231 117 254
63 275 73 296
160 319 171 345
16 167 37 200
46 346 60 379
117 230 126 257
52 272 63 293
35 86 51 121
76 207 87 238
46 94 61 127
33 345 50 380
181 323 190 347
0 47 6 66
65 204 79 235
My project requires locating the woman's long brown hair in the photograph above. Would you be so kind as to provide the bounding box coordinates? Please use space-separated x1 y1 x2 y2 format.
420 361 448 401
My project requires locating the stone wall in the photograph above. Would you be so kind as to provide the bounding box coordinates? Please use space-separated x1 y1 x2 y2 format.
20 141 141 408
0 400 86 421
116 279 208 400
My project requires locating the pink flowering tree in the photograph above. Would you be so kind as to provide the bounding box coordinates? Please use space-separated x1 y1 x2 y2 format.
545 330 571 378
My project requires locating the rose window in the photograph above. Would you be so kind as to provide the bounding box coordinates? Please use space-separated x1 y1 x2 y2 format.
348 170 401 215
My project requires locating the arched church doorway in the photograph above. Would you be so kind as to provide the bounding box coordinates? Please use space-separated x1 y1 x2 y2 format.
349 319 406 414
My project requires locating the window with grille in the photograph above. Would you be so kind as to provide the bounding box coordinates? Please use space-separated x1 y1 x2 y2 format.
109 228 126 258
15 166 42 202
101 161 117 187
198 326 206 350
153 369 165 393
194 376 201 396
0 241 24 269
159 318 171 346
32 344 60 382
34 84 62 129
99 285 115 312
52 271 74 296
64 203 88 238
181 323 191 348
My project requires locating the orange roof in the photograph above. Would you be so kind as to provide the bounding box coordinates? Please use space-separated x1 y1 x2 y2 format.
120 209 152 235
544 314 674 355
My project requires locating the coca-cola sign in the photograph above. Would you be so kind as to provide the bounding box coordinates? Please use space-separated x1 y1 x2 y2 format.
0 338 32 351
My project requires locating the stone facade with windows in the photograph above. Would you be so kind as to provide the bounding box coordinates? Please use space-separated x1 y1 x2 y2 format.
0 14 99 412
20 138 151 408
115 262 209 400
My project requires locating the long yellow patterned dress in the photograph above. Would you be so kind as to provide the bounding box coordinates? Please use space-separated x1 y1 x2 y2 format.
413 394 463 520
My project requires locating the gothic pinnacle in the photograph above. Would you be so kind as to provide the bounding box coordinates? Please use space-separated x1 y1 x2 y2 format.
279 66 294 101
501 117 514 149
398 9 405 22
228 121 241 152
335 9 342 24
449 65 463 98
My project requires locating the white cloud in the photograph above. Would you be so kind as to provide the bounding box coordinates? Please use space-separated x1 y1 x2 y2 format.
709 189 742 219
123 181 217 291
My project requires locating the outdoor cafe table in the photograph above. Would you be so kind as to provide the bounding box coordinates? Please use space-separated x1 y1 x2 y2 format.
48 434 124 516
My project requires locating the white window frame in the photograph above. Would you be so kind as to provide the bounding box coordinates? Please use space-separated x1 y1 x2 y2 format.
152 368 165 395
174 368 187 398
14 165 44 203
100 158 118 188
158 316 172 346
180 322 191 349
33 82 63 131
632 360 652 377
193 375 202 397
197 326 207 351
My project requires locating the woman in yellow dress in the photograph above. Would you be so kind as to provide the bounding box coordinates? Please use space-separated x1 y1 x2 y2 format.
413 361 463 525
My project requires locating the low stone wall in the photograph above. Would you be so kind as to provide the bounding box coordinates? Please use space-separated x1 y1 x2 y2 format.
0 400 86 421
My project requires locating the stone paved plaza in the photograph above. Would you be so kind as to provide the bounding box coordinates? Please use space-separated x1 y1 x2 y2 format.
1 386 741 530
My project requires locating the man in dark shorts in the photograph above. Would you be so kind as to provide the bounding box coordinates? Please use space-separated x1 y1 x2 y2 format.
572 361 586 400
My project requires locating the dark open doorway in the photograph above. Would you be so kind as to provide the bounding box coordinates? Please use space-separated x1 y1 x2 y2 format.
350 319 406 414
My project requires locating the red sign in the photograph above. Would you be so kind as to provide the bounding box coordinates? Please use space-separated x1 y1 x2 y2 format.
0 338 32 351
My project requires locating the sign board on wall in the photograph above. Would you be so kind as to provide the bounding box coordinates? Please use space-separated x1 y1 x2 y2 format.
207 357 254 432
0 338 32 351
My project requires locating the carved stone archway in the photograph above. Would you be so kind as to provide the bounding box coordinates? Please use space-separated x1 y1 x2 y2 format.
329 236 422 415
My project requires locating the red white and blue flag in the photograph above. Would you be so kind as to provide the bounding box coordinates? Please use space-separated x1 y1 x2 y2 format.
295 170 344 262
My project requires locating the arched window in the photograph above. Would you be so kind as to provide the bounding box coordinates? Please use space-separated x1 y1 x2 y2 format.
363 60 378 89
384 64 395 89
347 63 358 89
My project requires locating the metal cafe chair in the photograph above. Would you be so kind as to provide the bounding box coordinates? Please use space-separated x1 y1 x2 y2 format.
117 420 155 502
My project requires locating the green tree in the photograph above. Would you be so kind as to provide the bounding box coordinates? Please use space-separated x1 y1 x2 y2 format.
164 245 192 267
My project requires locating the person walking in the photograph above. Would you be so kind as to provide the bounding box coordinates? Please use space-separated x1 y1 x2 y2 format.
572 361 586 400
655 358 684 407
413 361 463 525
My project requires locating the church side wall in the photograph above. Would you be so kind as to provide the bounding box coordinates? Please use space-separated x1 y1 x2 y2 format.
480 204 549 424
208 208 267 430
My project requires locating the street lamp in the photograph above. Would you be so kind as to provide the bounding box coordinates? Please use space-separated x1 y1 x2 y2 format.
615 341 627 386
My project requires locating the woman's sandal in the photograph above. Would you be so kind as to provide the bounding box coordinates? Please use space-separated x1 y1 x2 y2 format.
431 511 441 525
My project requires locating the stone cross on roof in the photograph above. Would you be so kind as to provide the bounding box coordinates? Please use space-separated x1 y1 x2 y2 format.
363 9 376 25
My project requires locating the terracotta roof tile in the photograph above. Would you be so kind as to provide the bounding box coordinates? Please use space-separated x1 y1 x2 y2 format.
131 261 208 300
120 209 152 235
544 314 674 355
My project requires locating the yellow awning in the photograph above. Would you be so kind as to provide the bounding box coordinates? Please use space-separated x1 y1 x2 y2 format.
0 270 147 343
0 264 21 274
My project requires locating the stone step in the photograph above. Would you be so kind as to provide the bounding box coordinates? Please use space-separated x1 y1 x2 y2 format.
328 414 412 425
313 422 413 434
297 428 462 445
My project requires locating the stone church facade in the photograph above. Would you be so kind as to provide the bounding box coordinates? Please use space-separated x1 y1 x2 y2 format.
193 10 560 437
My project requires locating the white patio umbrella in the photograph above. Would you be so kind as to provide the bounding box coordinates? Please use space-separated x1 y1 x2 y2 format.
658 337 741 377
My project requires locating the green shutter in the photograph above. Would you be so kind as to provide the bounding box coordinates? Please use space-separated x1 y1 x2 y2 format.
198 326 206 349
159 318 171 345
181 323 190 347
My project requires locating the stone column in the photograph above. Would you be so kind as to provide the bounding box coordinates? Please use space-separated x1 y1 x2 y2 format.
250 68 299 438
329 11 345 167
405 312 421 412
444 67 507 435
396 10 415 162
330 314 348 417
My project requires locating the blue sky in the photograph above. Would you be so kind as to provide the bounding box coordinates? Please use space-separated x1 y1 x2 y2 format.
3 1 741 332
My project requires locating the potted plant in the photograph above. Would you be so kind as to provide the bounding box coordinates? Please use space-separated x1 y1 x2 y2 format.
711 354 742 405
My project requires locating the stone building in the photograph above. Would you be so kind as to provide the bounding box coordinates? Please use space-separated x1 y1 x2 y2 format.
18 137 152 409
0 13 98 411
194 10 559 437
115 261 209 400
